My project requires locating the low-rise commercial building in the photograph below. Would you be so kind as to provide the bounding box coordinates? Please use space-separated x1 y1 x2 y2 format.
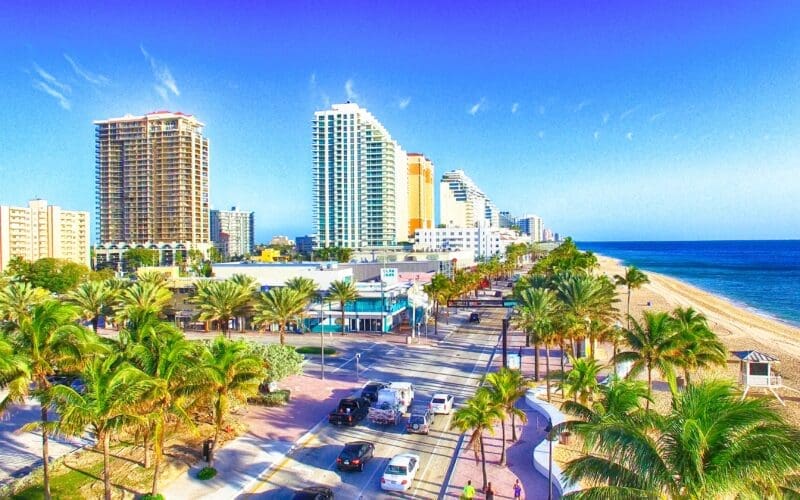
413 225 526 260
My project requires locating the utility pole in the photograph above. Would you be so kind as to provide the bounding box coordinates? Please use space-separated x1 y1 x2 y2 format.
502 316 509 369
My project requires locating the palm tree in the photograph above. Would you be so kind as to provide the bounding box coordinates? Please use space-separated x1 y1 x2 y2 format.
200 336 264 465
515 287 558 381
192 280 252 338
66 280 114 332
614 265 649 330
483 368 528 465
563 380 800 499
560 356 603 405
1 301 95 500
423 273 449 335
116 281 173 328
0 335 28 398
561 376 651 450
326 280 359 335
450 390 503 492
253 287 308 344
132 324 202 495
670 307 726 386
555 273 616 360
0 282 49 324
49 354 153 500
615 311 681 409
285 276 318 302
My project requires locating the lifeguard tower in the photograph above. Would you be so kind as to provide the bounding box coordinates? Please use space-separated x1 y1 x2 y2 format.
734 350 800 405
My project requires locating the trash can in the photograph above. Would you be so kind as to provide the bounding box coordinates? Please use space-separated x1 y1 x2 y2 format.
406 335 412 345
202 439 215 463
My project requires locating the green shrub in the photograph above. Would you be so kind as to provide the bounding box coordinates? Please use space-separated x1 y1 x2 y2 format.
141 494 165 500
248 389 291 406
295 346 337 355
196 467 217 480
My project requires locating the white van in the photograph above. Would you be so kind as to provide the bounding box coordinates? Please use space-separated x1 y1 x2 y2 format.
387 382 415 412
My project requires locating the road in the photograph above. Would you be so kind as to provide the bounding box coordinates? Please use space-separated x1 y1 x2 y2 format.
242 308 504 499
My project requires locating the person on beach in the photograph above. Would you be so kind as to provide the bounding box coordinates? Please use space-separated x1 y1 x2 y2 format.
461 480 475 499
513 478 522 498
485 482 495 500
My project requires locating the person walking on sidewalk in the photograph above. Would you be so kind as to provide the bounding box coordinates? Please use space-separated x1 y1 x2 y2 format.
485 482 495 500
513 478 522 498
461 480 476 499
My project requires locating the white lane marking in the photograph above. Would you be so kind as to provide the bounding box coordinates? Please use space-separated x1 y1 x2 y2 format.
331 342 381 373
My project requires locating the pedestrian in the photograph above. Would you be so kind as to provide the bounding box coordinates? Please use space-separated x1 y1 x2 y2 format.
461 480 476 499
485 482 495 500
513 478 522 499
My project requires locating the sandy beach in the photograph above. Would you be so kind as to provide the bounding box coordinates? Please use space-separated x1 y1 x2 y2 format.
594 254 800 423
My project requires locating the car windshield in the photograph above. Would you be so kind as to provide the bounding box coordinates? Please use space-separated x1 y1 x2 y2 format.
432 398 446 404
386 465 407 475
342 445 361 456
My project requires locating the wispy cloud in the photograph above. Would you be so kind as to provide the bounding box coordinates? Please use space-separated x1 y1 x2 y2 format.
537 130 545 139
33 81 71 110
538 104 546 115
511 102 519 114
309 73 317 87
575 100 591 112
626 131 634 141
344 78 358 101
141 45 179 99
32 63 71 93
398 97 412 109
602 112 610 124
593 130 600 141
649 111 666 122
468 97 486 116
63 54 110 85
619 106 639 121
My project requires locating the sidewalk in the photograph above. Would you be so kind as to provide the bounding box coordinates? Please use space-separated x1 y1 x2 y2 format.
444 330 562 499
161 371 361 499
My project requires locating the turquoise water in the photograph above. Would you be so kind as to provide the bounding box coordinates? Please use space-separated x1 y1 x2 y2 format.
578 241 800 327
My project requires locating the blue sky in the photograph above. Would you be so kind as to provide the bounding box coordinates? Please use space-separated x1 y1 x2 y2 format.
1 1 799 242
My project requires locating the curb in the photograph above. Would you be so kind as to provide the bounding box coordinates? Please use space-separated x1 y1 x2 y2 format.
525 387 578 497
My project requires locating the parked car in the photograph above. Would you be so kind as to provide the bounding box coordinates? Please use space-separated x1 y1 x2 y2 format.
328 397 370 426
293 486 334 499
469 312 480 323
429 393 454 415
381 453 420 492
336 441 375 472
406 407 435 435
360 382 388 403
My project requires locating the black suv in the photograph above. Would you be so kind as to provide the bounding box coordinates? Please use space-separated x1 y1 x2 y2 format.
293 486 334 499
469 312 480 323
336 441 375 471
360 382 388 403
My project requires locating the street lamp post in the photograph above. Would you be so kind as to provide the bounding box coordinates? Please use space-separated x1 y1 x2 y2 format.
319 296 325 380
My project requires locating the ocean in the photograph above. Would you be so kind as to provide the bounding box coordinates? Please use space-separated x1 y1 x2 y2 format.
577 241 800 328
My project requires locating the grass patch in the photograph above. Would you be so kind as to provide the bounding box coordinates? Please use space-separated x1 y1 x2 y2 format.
12 461 104 500
196 467 217 480
248 389 291 406
295 346 337 355
141 495 165 500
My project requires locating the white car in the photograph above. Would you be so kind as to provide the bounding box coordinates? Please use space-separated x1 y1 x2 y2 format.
380 453 420 492
429 393 454 414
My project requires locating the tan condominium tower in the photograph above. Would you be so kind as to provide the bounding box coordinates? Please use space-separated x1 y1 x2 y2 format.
94 111 210 245
407 153 434 238
0 199 90 273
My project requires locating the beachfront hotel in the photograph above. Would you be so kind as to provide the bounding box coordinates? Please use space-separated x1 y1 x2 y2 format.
210 207 255 258
407 153 435 239
518 214 544 242
0 199 90 272
312 102 408 249
440 169 499 228
93 111 211 269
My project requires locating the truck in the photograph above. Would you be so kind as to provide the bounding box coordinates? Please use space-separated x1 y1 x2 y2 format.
328 397 370 426
387 382 415 412
368 388 403 425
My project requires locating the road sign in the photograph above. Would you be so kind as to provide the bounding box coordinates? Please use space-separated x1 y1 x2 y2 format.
447 299 518 308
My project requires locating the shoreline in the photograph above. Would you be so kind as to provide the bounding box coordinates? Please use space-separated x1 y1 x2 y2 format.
593 253 800 423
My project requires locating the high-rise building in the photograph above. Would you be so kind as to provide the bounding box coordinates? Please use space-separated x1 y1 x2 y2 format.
518 214 544 242
407 153 435 239
210 207 254 258
312 103 408 249
94 111 210 245
440 169 498 228
499 211 516 229
0 199 90 272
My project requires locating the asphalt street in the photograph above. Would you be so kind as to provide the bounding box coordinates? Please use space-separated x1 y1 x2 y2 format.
242 307 505 500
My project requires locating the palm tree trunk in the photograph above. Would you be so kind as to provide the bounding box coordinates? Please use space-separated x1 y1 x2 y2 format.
222 319 229 339
559 340 566 395
279 323 286 345
499 419 507 465
102 431 112 500
626 288 632 330
41 406 52 500
525 331 531 347
646 366 652 411
612 340 618 375
92 316 99 333
151 425 162 495
341 303 346 335
534 342 540 381
545 342 552 402
433 303 439 335
143 428 150 468
511 411 518 442
685 368 691 387
479 434 488 491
